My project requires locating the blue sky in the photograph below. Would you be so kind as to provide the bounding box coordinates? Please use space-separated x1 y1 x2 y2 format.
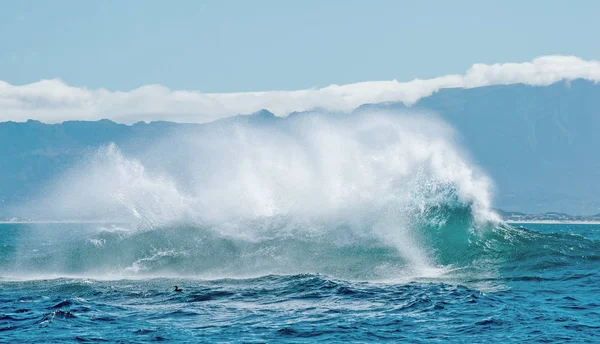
1 0 599 92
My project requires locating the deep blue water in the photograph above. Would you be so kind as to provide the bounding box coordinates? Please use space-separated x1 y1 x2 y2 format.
1 222 599 342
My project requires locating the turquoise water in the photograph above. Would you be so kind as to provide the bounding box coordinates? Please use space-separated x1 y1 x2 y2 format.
1 222 598 343
1 114 599 342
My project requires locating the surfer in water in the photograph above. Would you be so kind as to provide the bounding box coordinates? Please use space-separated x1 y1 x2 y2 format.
174 286 183 292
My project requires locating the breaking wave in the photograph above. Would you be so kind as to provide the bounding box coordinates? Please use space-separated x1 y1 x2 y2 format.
8 112 594 282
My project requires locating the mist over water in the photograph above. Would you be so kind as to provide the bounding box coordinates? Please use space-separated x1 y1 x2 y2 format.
13 112 503 280
3 112 600 343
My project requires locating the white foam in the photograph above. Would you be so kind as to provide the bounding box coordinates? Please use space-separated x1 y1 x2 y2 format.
22 111 498 277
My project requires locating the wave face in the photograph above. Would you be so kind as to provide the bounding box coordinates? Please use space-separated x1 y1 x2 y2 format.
6 112 595 282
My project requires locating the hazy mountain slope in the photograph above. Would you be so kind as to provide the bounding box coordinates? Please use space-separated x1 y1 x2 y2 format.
414 79 600 213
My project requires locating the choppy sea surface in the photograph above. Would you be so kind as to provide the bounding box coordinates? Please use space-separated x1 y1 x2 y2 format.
2 114 599 342
1 222 598 343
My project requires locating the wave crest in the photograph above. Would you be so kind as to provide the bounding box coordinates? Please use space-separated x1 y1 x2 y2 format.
16 112 505 279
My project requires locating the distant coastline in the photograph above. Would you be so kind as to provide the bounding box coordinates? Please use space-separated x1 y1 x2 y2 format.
506 220 600 225
3 220 599 225
494 209 600 224
3 210 600 226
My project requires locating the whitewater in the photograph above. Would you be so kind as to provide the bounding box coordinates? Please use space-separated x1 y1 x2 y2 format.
1 112 599 342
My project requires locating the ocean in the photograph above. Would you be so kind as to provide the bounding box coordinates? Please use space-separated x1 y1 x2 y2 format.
1 114 599 342
1 222 598 343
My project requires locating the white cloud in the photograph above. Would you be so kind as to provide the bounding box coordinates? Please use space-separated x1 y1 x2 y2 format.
1 55 599 124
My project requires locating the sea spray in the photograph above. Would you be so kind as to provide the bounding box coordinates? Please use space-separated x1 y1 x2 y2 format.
14 112 501 279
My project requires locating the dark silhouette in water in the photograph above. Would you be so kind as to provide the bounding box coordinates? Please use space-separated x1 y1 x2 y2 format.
174 286 183 292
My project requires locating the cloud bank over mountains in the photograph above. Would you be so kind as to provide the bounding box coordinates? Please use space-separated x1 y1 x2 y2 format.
1 55 599 124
